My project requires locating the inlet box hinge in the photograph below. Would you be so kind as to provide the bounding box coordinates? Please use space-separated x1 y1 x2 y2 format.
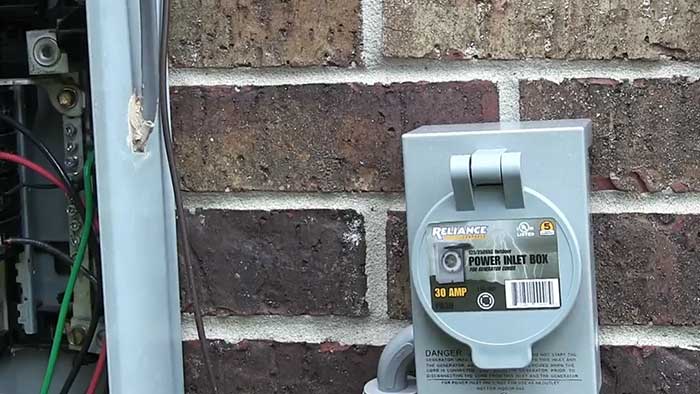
449 149 524 211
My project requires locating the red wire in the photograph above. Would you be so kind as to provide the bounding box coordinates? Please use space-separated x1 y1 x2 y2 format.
0 151 69 195
86 340 107 394
1 151 108 390
1 150 108 391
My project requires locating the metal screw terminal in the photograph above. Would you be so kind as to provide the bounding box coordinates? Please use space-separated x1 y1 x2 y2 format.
64 156 78 170
64 124 77 137
57 88 78 109
67 326 86 346
32 37 61 67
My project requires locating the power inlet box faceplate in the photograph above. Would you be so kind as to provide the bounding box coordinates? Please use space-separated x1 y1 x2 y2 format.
403 120 600 394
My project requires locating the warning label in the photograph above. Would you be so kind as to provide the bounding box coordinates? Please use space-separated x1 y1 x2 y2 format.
427 218 561 312
424 349 581 391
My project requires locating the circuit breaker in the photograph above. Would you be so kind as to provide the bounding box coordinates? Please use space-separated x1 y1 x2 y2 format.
402 120 601 394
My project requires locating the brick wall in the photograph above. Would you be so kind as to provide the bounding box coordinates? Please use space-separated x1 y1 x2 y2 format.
170 1 700 393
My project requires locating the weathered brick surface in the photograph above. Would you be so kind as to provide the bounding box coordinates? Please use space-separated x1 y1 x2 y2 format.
183 341 700 394
594 214 700 325
601 346 700 394
386 211 411 320
170 0 361 67
171 82 498 192
386 211 700 325
183 340 382 394
184 209 368 317
384 0 700 60
521 78 700 193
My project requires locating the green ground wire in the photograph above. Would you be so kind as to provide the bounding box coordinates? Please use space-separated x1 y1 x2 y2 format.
40 151 95 394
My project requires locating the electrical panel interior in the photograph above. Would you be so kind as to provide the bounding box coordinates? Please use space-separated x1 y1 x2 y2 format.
0 1 101 391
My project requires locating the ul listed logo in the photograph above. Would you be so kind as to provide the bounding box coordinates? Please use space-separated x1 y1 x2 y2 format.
516 221 535 237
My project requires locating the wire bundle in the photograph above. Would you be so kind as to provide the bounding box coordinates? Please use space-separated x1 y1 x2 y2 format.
0 0 219 391
0 113 105 392
39 152 96 393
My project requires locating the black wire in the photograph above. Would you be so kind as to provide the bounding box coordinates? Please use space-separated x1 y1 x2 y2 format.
0 114 102 272
2 64 106 394
3 238 98 285
59 161 104 394
58 298 103 394
0 215 20 225
160 1 218 392
0 118 106 380
0 114 83 215
0 108 104 326
0 108 102 244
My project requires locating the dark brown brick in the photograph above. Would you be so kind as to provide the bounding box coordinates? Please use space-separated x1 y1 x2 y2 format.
184 209 368 317
384 0 700 60
521 78 700 193
386 211 410 320
594 214 700 325
172 82 499 192
183 341 700 394
386 211 700 325
601 346 700 394
170 0 361 68
183 340 382 394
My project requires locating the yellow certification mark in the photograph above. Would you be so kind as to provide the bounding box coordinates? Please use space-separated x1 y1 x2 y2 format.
539 220 555 236
434 287 468 298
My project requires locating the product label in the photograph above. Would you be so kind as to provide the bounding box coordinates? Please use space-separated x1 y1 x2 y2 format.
424 348 581 391
428 218 560 312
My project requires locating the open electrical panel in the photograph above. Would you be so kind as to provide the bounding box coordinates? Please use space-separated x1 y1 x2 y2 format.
0 1 102 392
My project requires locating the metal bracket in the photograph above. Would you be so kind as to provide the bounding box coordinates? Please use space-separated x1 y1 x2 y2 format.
26 30 70 76
450 149 525 211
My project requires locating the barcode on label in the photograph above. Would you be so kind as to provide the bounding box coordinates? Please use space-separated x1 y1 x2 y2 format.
505 279 560 309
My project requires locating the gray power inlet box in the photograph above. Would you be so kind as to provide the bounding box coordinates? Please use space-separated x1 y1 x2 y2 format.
365 120 600 394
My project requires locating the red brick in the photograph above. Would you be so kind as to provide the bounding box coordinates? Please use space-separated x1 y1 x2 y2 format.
183 340 382 394
601 346 700 394
172 82 499 192
184 209 368 317
183 341 700 394
384 0 700 60
593 214 700 325
170 0 361 67
521 78 700 193
386 211 411 320
386 211 700 325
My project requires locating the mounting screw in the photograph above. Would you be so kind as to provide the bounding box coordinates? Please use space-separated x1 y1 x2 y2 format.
57 88 78 109
65 156 79 170
67 205 77 216
67 326 86 346
32 37 61 67
64 124 77 137
70 220 81 231
66 143 76 153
